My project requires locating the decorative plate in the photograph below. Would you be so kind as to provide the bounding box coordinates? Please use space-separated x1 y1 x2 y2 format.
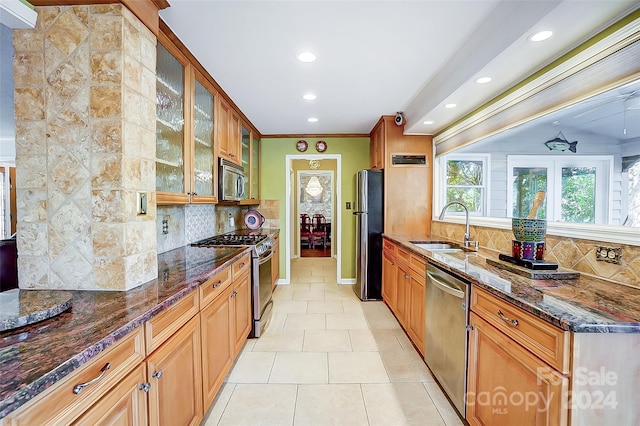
296 140 308 152
309 160 320 170
315 140 327 152
244 209 265 230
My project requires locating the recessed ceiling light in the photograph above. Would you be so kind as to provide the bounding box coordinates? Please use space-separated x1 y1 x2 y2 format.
445 103 457 109
423 120 434 125
530 31 553 42
307 117 318 123
476 77 492 84
297 52 316 62
303 93 317 101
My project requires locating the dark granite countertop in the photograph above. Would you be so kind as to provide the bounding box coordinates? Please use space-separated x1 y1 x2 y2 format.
384 234 640 334
0 244 250 419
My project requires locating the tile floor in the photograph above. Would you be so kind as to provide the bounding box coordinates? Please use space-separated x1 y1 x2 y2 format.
203 257 464 426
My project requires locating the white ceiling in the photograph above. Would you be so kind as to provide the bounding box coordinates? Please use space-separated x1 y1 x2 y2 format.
159 0 640 137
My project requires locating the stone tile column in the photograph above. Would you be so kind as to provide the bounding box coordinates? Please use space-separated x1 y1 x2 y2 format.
14 4 157 291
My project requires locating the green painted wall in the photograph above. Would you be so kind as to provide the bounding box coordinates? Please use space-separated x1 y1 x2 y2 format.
261 137 370 281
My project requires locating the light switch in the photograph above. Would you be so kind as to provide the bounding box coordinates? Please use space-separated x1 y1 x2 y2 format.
137 192 148 215
346 202 351 210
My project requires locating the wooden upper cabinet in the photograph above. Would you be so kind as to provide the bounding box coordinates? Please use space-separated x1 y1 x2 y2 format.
371 115 433 235
156 38 189 204
240 124 260 204
156 34 219 205
190 72 218 203
369 119 385 170
217 98 241 166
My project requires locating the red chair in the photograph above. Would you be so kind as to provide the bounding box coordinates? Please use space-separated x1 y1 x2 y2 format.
300 214 313 248
311 214 327 248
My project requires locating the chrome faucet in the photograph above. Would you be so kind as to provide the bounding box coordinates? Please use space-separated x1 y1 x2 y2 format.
438 201 478 250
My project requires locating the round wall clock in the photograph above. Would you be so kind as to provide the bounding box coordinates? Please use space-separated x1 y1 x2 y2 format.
315 140 327 152
296 140 308 152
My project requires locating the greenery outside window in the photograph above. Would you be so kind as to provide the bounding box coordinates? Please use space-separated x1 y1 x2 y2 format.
507 156 612 224
441 154 489 215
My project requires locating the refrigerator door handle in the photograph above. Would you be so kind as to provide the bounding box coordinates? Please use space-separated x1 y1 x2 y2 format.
353 211 367 215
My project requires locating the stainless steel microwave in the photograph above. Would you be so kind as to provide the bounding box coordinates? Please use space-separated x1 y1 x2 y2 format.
219 158 245 201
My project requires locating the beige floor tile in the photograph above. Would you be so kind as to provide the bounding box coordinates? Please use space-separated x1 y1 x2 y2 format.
328 352 389 383
349 329 404 352
423 381 465 426
284 313 326 330
226 351 275 383
364 309 402 329
394 328 416 351
324 288 358 301
326 312 369 329
202 382 235 426
379 349 433 382
362 382 446 426
292 289 326 301
307 300 344 314
303 329 352 352
218 383 297 426
241 337 257 352
267 313 288 332
294 384 368 426
273 286 295 301
342 299 364 312
253 330 305 352
297 275 327 284
269 352 328 384
273 300 309 314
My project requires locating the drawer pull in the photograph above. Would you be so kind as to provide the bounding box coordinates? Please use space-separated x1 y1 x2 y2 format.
212 280 222 289
497 310 519 327
73 362 111 394
239 262 246 268
152 370 163 379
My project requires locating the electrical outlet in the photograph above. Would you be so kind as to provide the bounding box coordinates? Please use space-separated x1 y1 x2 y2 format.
595 246 622 264
162 216 169 235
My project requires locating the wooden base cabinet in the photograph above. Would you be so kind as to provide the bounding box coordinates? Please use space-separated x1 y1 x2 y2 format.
147 315 203 426
466 312 568 426
381 238 425 356
73 363 149 426
200 285 233 409
232 270 252 356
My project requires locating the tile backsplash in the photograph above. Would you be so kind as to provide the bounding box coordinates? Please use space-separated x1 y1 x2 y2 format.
156 204 247 253
431 221 640 289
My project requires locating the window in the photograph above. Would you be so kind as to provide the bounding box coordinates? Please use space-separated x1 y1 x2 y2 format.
441 154 490 215
507 156 612 224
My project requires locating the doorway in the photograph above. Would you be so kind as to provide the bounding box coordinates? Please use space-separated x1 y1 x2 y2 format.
298 171 333 258
285 154 342 284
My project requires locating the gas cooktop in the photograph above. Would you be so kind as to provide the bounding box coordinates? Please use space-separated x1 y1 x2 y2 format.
193 234 267 246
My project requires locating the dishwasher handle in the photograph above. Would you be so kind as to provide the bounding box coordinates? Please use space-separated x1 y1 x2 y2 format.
427 271 465 299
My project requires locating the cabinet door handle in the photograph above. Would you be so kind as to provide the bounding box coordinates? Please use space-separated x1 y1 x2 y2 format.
497 310 519 327
139 382 151 393
213 280 222 289
404 274 410 279
73 363 111 394
231 290 238 298
152 370 163 379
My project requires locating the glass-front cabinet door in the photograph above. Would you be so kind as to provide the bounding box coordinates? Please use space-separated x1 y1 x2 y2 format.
239 125 260 204
251 134 260 200
156 41 187 202
241 125 251 198
191 74 216 202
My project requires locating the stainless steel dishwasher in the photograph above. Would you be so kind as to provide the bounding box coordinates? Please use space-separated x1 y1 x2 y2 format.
424 262 470 418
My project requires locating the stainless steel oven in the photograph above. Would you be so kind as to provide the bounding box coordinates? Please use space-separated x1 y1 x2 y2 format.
192 231 274 337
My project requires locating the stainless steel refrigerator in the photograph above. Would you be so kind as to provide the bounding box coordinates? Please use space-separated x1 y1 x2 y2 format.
353 169 384 300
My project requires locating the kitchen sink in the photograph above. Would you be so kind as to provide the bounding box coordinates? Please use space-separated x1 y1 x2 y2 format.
410 241 463 252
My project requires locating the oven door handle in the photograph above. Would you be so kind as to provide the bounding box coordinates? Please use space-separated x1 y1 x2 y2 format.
258 249 273 264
